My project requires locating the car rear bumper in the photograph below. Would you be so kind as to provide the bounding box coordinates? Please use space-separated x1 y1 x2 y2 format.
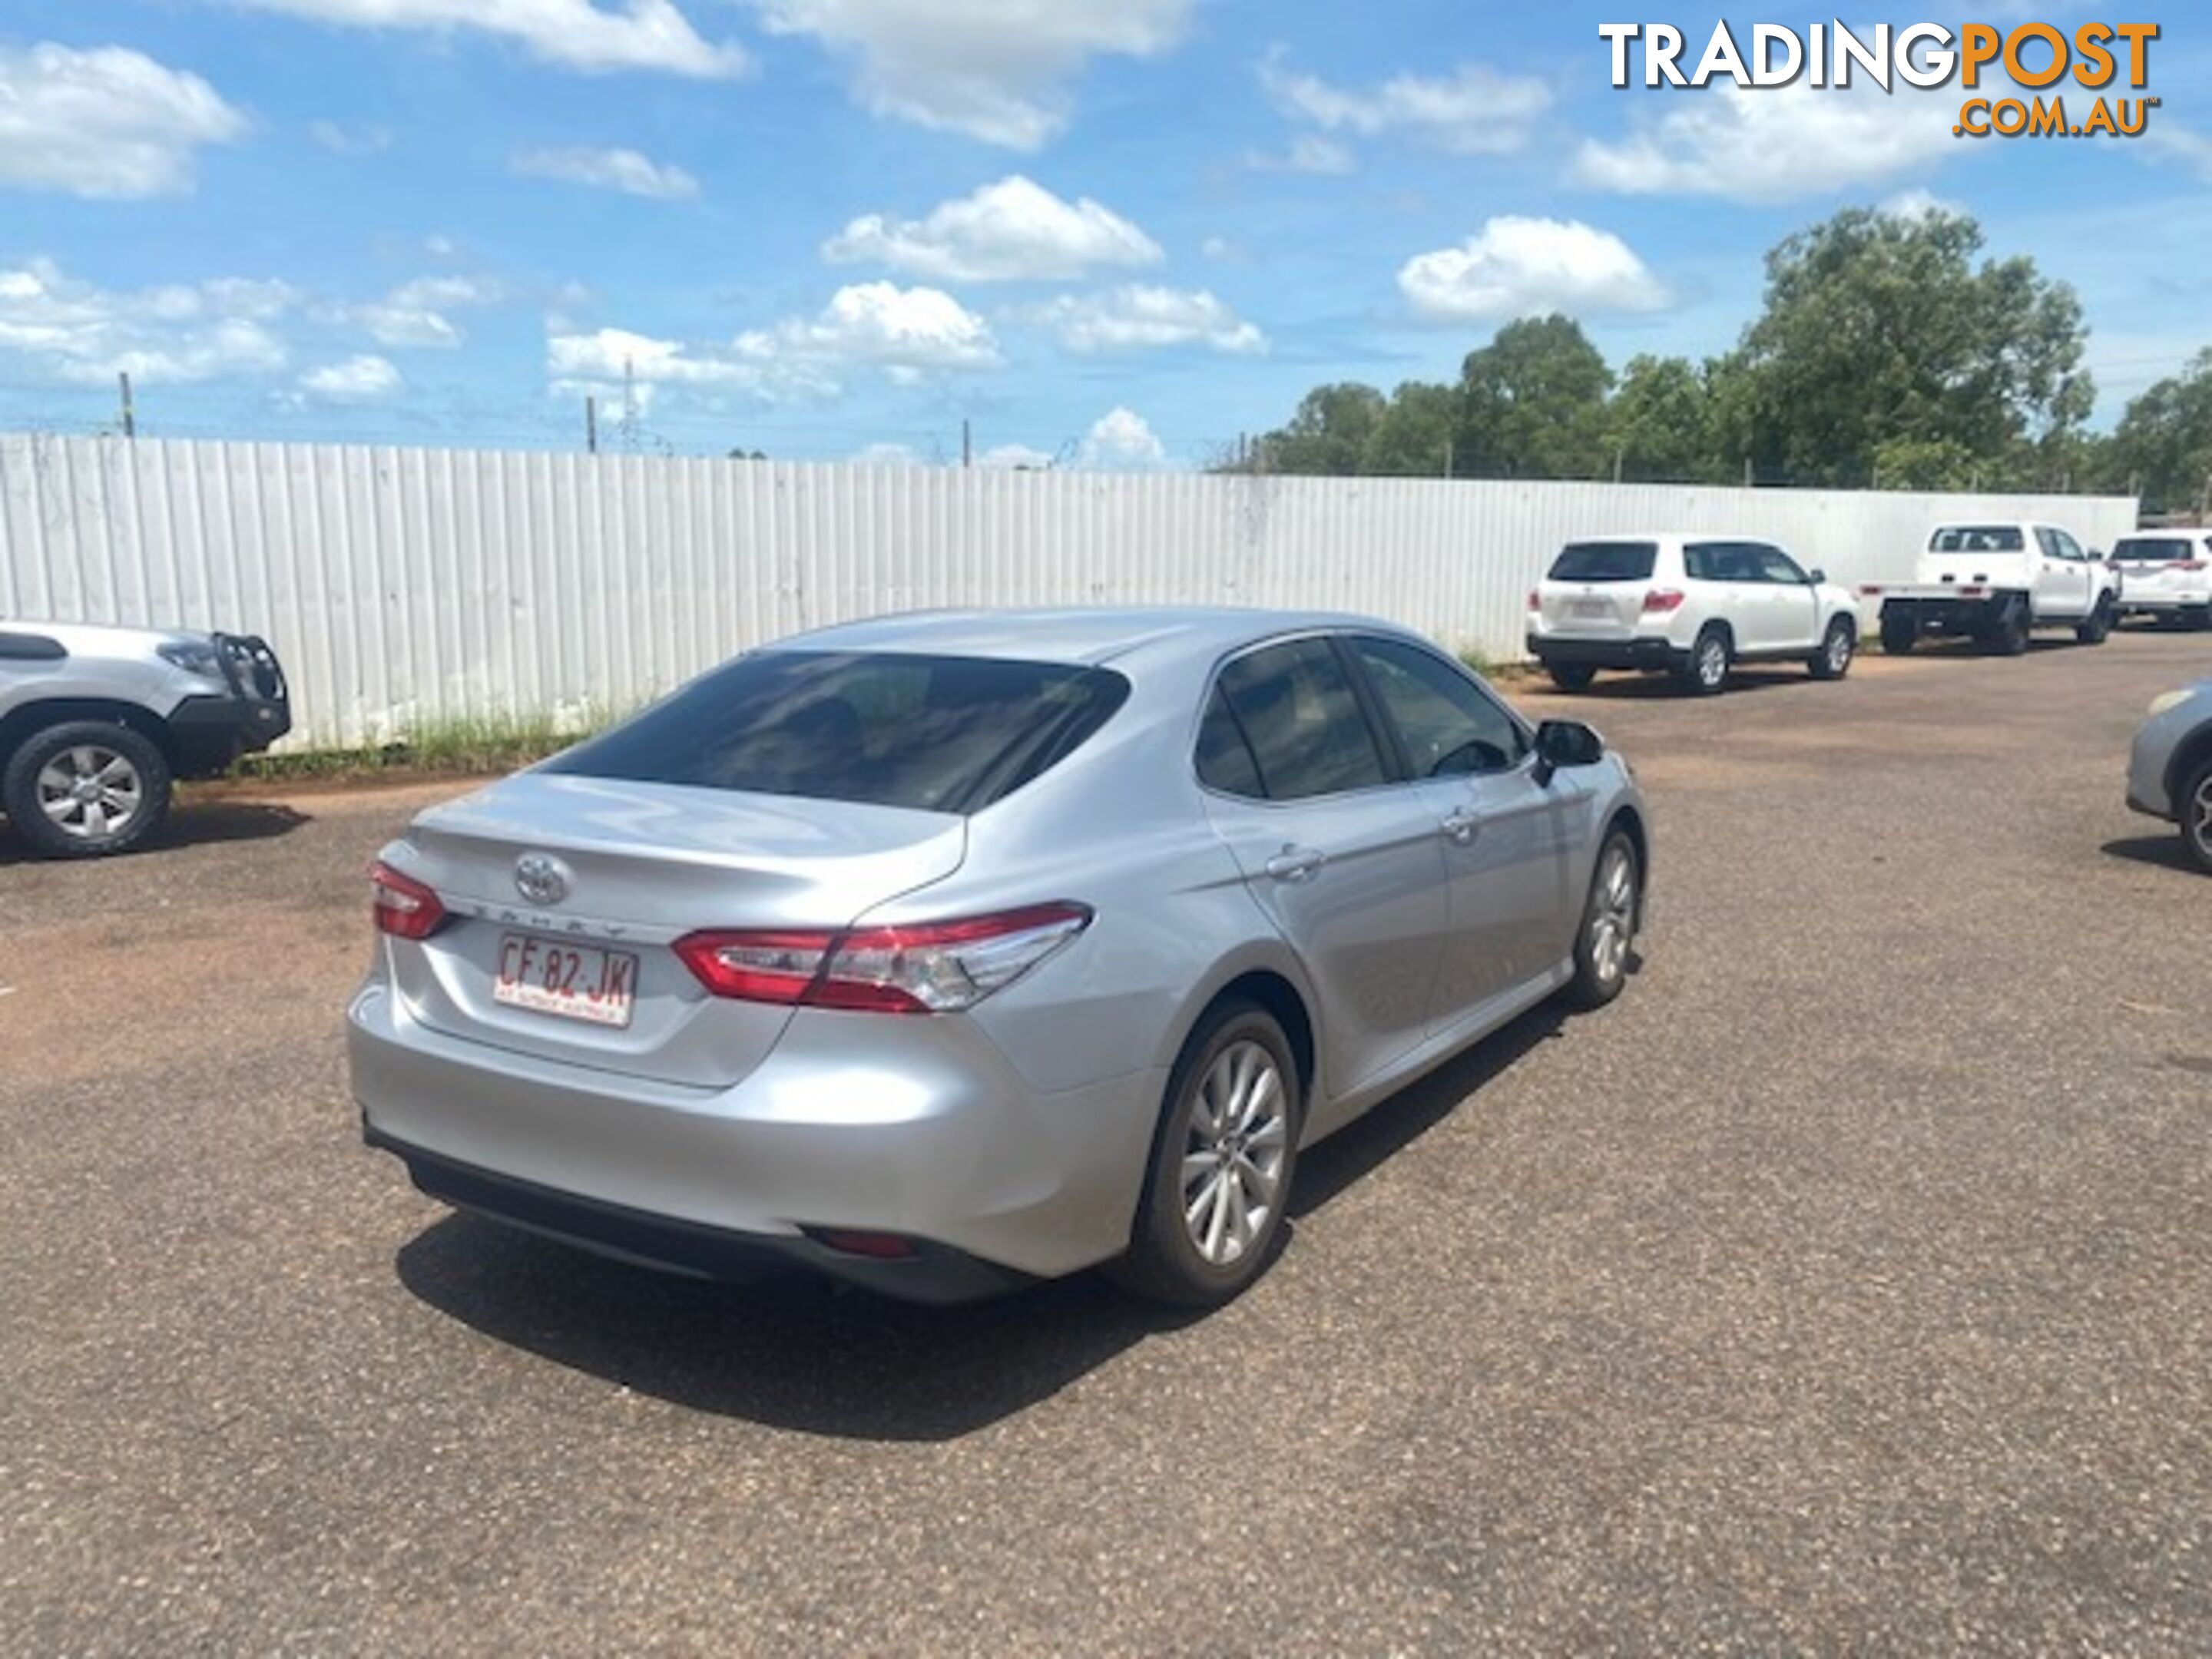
2118 594 2212 614
1528 633 1684 672
347 980 1164 1298
366 1129 1034 1303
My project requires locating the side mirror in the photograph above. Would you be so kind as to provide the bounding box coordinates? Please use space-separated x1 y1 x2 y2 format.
1533 719 1604 786
1807 568 1827 584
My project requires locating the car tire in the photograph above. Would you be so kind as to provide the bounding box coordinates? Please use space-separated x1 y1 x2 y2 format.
1879 613 1916 655
2 720 173 860
1561 830 1640 1011
1547 664 1598 693
1985 599 2031 657
2181 756 2212 876
1678 626 1730 695
1808 617 1856 680
2187 606 2212 634
2075 594 2116 645
1108 1000 1300 1308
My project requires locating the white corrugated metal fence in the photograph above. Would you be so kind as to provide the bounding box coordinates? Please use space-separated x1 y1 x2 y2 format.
0 434 2141 749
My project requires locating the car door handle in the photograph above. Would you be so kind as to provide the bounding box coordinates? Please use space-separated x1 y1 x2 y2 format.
1264 847 1328 882
1440 810 1482 846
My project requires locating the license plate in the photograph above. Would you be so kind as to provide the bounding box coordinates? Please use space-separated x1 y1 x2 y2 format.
1571 598 1614 619
494 934 639 1029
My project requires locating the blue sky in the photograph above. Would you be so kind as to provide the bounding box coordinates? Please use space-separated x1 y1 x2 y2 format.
0 1 2204 467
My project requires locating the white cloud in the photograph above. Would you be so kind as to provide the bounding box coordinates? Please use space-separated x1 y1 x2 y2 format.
1882 187 1965 222
1260 49 1551 157
1079 407 1168 470
310 118 390 154
229 0 750 78
513 146 700 200
980 442 1055 469
0 260 297 386
547 283 1000 404
1572 82 1961 205
300 354 403 401
745 0 1193 148
1199 237 1246 263
333 273 506 349
1022 286 1266 355
2141 121 2212 183
823 175 1161 283
0 42 247 199
739 282 1002 374
1245 136 1355 176
852 442 922 467
548 326 768 390
1398 217 1671 323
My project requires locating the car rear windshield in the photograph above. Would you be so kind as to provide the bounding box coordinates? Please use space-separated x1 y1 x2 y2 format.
542 651 1131 814
2112 538 2196 562
1548 541 1657 582
1929 525 2024 553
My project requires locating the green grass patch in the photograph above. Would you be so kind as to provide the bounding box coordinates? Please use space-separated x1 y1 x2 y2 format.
233 707 613 783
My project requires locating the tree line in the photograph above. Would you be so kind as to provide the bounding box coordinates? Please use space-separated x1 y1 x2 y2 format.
1224 207 2212 515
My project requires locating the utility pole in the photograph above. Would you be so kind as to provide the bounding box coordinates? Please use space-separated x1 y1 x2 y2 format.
585 396 598 455
118 373 135 439
1612 445 1624 485
962 419 972 469
1743 455 1754 489
621 358 639 452
1442 437 1453 480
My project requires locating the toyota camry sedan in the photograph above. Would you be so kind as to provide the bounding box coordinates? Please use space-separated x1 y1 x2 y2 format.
349 609 1649 1306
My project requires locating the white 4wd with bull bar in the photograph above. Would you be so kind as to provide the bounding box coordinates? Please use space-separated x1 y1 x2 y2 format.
1526 533 1862 696
0 621 291 859
1863 522 2121 656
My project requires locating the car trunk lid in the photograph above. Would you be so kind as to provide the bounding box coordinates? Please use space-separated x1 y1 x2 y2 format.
386 772 968 1087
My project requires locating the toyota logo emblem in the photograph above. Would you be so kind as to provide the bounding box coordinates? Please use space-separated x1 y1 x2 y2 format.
515 854 570 906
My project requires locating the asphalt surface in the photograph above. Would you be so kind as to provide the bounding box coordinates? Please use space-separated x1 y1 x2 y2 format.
3 628 2208 1654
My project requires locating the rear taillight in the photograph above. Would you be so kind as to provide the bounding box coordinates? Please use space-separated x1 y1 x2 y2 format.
1859 584 1884 597
1525 590 1541 611
2174 561 2207 572
675 903 1092 1015
1641 589 1686 614
370 860 446 941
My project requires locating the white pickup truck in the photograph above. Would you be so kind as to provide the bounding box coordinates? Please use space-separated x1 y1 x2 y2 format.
1863 522 2120 656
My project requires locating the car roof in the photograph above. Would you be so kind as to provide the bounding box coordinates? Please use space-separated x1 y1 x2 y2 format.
1558 532 1779 546
767 606 1426 667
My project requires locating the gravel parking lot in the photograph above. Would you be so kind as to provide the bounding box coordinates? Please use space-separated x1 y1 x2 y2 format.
4 630 2208 1654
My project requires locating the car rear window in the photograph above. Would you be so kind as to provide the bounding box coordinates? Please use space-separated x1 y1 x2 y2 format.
543 651 1131 814
2113 538 2196 562
1929 526 2024 553
1548 541 1657 582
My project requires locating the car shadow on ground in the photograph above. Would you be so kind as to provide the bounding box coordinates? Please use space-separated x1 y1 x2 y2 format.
0 800 310 866
1542 669 1820 701
392 997 1588 1442
2101 833 2198 876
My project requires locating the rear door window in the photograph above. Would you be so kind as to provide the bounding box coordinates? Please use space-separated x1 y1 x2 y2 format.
1931 526 2025 554
1210 639 1390 802
1548 542 1656 583
544 651 1129 814
1685 541 1757 582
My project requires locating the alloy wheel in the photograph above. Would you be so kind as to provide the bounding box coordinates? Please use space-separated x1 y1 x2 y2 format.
35 745 144 843
1180 1039 1290 1268
1588 843 1637 988
2192 773 2212 860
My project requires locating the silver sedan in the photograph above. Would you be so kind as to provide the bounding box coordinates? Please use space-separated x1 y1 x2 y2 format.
2128 678 2212 873
349 609 1650 1306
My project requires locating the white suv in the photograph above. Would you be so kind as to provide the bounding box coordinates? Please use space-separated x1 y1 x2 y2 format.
1526 534 1860 696
2111 531 2212 630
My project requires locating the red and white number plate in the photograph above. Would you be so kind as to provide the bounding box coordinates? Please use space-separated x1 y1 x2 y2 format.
494 934 640 1028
